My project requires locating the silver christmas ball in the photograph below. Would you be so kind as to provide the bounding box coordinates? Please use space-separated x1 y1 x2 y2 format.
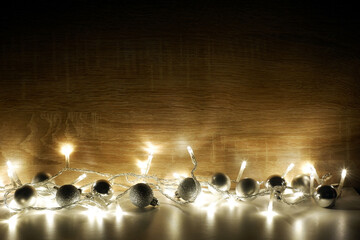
176 177 201 201
314 185 337 208
129 183 158 208
14 185 37 207
210 172 231 193
235 178 260 201
265 175 287 190
56 184 81 207
92 179 113 200
32 172 52 184
291 174 310 194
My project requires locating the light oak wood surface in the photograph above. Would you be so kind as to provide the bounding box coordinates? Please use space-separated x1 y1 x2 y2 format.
0 1 359 187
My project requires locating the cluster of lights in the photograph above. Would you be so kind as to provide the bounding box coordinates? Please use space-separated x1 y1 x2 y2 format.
0 143 348 219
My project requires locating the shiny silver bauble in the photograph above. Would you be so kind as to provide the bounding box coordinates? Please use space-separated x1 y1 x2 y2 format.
235 178 260 201
209 172 231 193
92 179 113 200
265 175 287 191
314 185 337 208
14 185 37 207
32 172 52 184
291 174 310 194
176 177 201 202
129 183 158 208
56 184 81 207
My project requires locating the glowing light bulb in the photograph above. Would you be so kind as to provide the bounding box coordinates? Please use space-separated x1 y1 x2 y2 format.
187 146 197 165
137 160 147 175
71 174 87 185
6 161 22 187
236 160 247 182
338 169 347 196
144 150 154 175
61 144 73 168
187 146 194 155
310 165 320 183
282 163 295 178
304 164 319 195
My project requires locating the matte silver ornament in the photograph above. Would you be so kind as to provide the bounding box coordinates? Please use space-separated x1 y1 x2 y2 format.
32 172 52 184
56 184 81 207
14 185 37 207
314 185 337 208
176 177 201 201
291 174 310 194
129 183 158 208
210 172 231 193
235 178 260 201
92 179 113 200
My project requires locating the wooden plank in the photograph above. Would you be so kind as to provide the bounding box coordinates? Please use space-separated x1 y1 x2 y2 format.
0 1 359 188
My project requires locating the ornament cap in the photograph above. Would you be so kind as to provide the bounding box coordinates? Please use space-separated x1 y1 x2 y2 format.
150 197 159 207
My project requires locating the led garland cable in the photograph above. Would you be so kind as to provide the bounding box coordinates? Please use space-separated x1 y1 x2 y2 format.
0 144 348 216
0 170 345 212
0 167 344 208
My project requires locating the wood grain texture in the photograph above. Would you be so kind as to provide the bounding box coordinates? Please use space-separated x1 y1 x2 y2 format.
0 1 359 187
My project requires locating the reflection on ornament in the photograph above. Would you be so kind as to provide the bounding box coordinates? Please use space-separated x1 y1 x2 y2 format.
210 172 231 193
32 172 52 184
266 175 287 200
314 185 337 208
14 185 37 207
176 177 201 202
56 184 81 207
291 174 310 194
265 175 286 190
236 178 259 201
129 183 158 208
92 179 113 200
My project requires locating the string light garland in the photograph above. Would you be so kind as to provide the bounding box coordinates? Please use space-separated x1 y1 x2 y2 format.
0 143 349 219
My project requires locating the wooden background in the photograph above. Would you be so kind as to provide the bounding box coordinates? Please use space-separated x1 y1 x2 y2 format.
0 1 359 188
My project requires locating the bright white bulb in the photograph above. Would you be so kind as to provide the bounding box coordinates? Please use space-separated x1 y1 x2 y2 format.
187 146 194 156
6 161 22 187
303 163 320 183
338 168 347 196
144 142 158 155
236 160 247 182
77 174 87 181
282 163 295 178
302 163 313 174
137 160 147 175
288 163 295 171
144 151 154 175
6 161 13 170
241 161 247 170
61 144 73 156
341 169 347 178
72 174 87 185
7 161 14 178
